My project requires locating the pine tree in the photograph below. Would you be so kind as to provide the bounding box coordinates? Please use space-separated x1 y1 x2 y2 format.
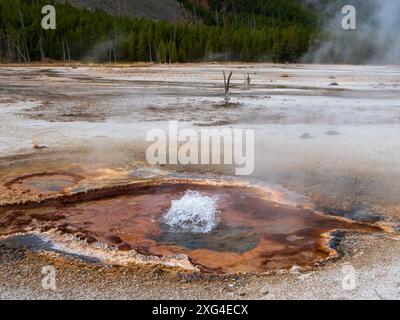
0 0 318 64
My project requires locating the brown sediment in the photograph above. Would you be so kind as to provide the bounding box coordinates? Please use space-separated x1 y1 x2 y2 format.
0 178 382 274
3 172 84 196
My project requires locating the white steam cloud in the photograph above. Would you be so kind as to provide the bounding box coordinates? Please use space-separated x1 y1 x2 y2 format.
303 0 400 64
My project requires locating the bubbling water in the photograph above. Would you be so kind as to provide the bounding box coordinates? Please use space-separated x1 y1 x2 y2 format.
163 190 219 234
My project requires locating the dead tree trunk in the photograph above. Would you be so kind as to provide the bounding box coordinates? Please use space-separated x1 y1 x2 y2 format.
38 30 45 61
103 44 109 62
23 37 30 63
154 41 160 64
148 39 153 63
109 39 112 63
223 71 233 104
19 10 30 63
65 37 71 62
242 73 251 90
15 41 27 63
62 39 66 62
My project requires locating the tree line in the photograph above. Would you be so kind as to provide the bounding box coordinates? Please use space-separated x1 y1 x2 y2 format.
0 0 318 63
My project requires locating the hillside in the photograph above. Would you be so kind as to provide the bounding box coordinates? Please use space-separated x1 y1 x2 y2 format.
55 0 186 21
178 0 317 28
55 0 318 27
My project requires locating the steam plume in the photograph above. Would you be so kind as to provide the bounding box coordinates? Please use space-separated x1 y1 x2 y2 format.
303 0 400 64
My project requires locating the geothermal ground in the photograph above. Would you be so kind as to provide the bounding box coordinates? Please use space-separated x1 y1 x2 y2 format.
0 63 400 299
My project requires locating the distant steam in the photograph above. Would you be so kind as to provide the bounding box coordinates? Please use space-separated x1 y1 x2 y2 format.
303 0 400 64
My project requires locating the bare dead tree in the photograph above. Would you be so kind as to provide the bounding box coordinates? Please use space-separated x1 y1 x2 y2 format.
193 7 197 24
105 37 117 63
0 34 2 63
65 37 71 62
148 39 153 63
62 39 66 62
242 73 251 90
38 30 45 61
23 36 30 63
103 43 109 62
153 41 160 64
7 27 27 63
109 39 112 63
223 71 233 104
19 9 30 63
14 41 27 63
113 27 118 63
